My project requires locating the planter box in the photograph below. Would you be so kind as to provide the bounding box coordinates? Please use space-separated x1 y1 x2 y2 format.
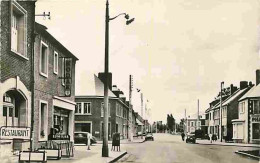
38 149 61 160
19 151 47 163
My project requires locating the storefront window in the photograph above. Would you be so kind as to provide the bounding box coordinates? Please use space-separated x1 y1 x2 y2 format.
252 123 260 139
54 107 70 135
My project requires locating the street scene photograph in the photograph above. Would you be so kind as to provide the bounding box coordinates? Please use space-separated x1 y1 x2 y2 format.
0 0 260 162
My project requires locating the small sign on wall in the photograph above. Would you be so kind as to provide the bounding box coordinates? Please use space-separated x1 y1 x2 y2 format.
95 131 100 134
0 126 30 140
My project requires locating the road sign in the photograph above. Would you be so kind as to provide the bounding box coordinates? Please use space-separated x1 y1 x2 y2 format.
0 126 31 140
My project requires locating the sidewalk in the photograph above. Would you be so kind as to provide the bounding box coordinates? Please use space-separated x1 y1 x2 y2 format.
48 144 127 163
196 139 260 148
96 137 145 144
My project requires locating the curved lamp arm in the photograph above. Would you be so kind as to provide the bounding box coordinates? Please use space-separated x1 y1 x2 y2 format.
109 13 129 21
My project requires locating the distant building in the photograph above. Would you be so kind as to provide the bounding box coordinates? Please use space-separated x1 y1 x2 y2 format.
186 112 206 134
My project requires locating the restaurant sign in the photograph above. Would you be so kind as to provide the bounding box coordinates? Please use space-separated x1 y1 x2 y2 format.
0 126 30 140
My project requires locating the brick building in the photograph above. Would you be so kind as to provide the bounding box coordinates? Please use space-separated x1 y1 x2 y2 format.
33 22 78 148
0 0 36 155
75 74 130 140
186 112 206 134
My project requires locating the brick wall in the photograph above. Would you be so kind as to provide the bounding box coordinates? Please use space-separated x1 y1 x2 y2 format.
1 1 35 90
34 34 76 102
75 97 129 140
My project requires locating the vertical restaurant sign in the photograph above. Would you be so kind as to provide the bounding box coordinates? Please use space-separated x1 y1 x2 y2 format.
0 126 30 140
64 58 72 97
59 57 72 97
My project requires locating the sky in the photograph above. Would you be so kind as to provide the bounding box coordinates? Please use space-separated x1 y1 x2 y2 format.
36 0 260 123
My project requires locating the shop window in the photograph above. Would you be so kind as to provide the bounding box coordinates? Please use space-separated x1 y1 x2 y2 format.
252 123 260 140
11 1 27 58
39 101 48 141
54 51 58 74
83 102 91 114
40 41 48 77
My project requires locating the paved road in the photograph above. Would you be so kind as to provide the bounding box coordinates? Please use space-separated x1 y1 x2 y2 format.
117 133 259 163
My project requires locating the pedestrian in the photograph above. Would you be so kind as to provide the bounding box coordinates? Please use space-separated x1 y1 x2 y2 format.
87 133 91 150
181 132 185 141
209 133 212 143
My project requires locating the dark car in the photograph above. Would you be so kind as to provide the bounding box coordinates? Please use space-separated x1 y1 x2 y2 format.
145 133 154 141
186 133 196 143
74 132 97 145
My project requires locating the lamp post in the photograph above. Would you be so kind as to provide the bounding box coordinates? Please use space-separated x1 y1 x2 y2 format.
103 0 134 157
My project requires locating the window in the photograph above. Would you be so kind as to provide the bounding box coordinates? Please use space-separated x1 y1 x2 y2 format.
191 122 194 127
75 103 82 114
61 58 65 85
40 41 48 77
11 1 27 58
116 103 119 116
83 102 91 114
253 100 260 114
3 107 7 117
39 100 48 141
54 51 58 74
239 102 245 114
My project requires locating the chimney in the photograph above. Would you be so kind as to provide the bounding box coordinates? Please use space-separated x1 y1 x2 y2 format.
230 84 238 94
256 70 260 86
98 72 112 90
240 81 248 90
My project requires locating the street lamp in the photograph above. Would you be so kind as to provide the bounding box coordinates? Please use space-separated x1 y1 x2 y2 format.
102 0 134 157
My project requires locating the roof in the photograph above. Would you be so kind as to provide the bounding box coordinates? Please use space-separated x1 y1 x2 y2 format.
187 112 205 120
76 74 116 98
239 84 260 101
222 87 250 106
206 87 251 112
35 22 79 60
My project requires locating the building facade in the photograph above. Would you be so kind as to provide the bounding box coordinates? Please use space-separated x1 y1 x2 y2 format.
205 82 251 141
233 74 260 144
33 22 78 148
0 0 36 155
186 112 206 134
75 75 130 140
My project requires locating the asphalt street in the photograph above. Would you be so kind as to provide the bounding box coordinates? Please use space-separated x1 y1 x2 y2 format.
117 133 259 163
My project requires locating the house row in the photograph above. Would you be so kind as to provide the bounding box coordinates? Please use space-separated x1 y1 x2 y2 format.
200 71 260 144
0 0 78 157
75 73 150 141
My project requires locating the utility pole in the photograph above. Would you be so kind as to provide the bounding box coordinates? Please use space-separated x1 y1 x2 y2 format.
220 82 224 142
141 93 143 139
185 109 187 135
197 99 200 130
102 0 110 157
128 75 133 141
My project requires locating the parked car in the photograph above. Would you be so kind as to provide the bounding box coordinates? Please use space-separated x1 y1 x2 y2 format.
74 132 97 145
186 133 196 143
145 133 154 141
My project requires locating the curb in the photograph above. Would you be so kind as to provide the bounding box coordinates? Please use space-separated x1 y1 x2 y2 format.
235 151 260 160
196 142 260 148
109 151 127 163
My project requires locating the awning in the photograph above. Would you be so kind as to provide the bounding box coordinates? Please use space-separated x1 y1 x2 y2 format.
136 119 144 126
